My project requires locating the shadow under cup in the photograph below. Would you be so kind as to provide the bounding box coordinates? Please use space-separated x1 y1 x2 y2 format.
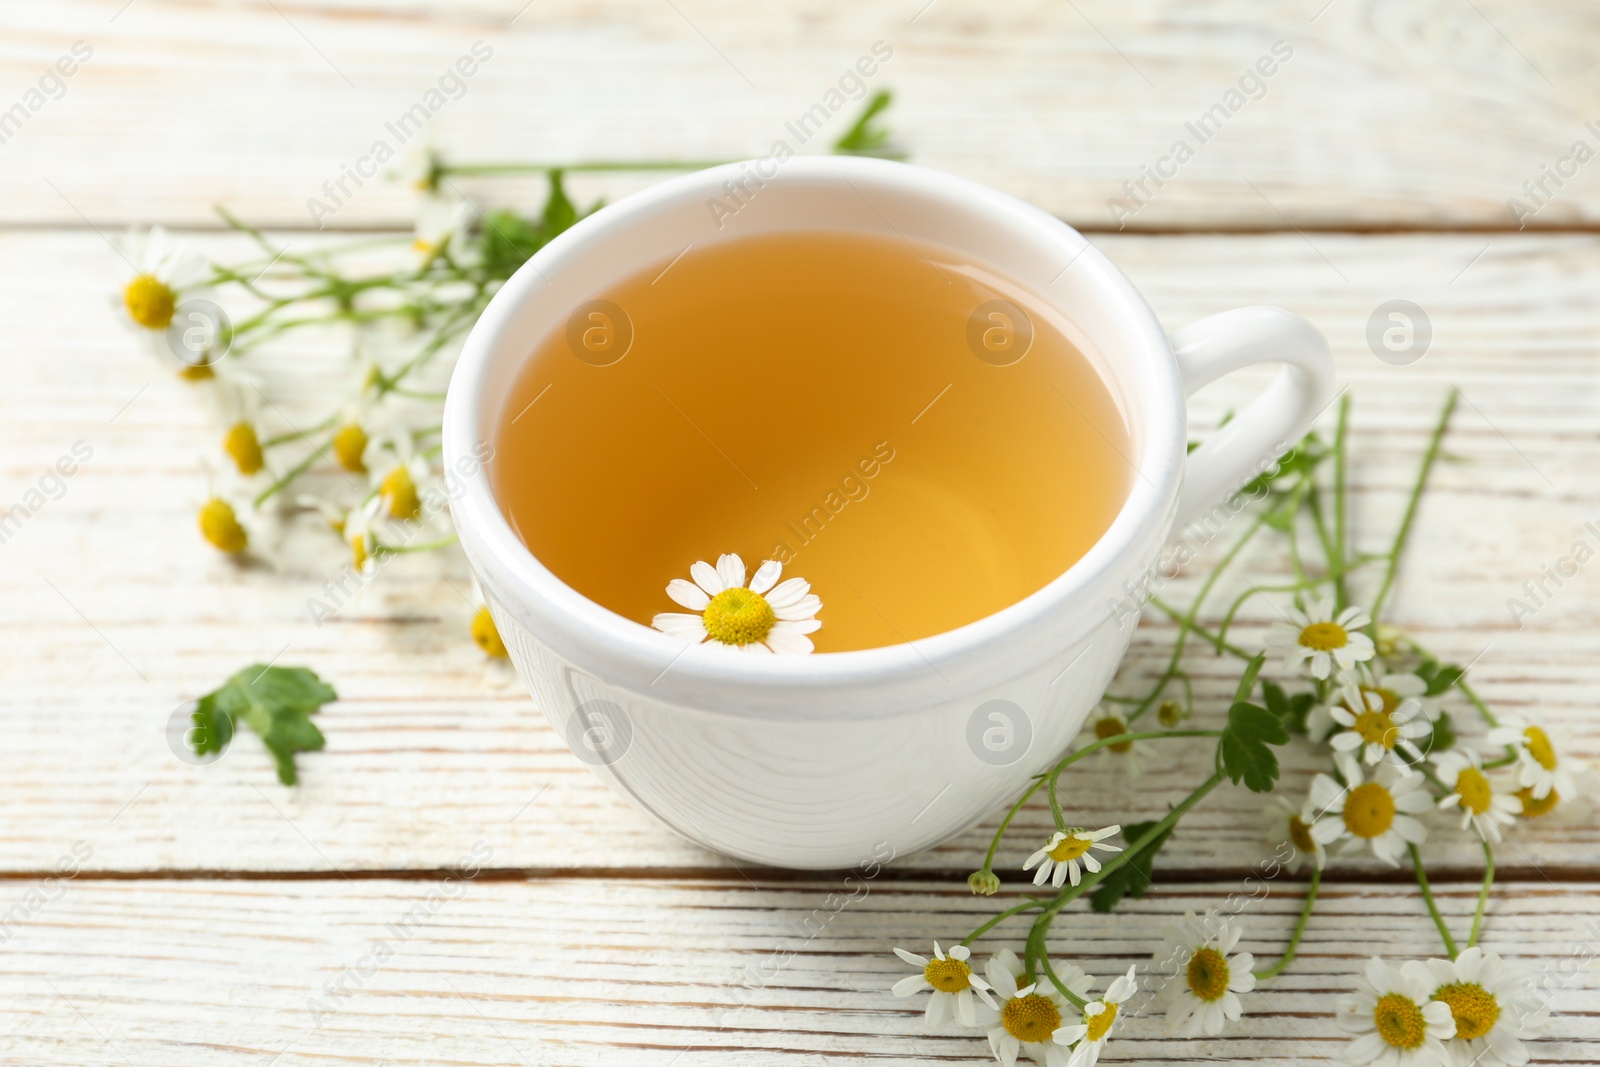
444 157 1187 868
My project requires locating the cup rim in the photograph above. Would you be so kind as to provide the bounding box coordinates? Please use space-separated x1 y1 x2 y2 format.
443 156 1184 706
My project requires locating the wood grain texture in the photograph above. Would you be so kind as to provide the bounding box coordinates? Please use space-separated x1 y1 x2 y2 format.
1 877 1596 1065
6 0 1600 230
0 228 1593 876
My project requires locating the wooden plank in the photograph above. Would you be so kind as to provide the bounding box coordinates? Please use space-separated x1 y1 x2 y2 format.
0 876 1595 1064
0 229 1595 874
5 0 1600 230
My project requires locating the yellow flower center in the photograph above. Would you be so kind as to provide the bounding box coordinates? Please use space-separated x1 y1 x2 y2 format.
333 424 369 473
1432 982 1499 1041
923 956 971 994
1085 1001 1117 1042
1288 814 1316 852
1372 992 1428 1049
1343 782 1396 838
1299 621 1349 651
1095 715 1133 753
1517 787 1559 817
1524 726 1557 770
123 274 176 329
1185 946 1231 1002
350 530 370 572
380 466 422 520
198 498 247 553
1365 686 1400 715
1001 992 1061 1043
1047 835 1093 863
1157 700 1184 727
178 362 215 381
224 421 264 475
1352 707 1399 748
471 605 508 657
1454 767 1493 815
701 587 776 646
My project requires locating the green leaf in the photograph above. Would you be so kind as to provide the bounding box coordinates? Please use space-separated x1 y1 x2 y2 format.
541 168 578 237
1417 710 1456 761
1416 659 1464 697
1089 819 1172 913
1220 701 1289 793
832 89 904 159
1261 681 1315 735
185 665 337 786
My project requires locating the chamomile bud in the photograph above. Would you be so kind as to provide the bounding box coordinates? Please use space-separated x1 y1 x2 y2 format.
379 465 421 520
223 421 264 475
198 498 247 553
471 606 508 657
967 869 1001 896
1157 700 1186 728
332 423 369 473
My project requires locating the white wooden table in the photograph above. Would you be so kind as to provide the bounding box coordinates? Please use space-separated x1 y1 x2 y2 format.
2 2 1597 1063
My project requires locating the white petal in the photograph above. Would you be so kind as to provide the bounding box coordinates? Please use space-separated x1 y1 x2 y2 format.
774 594 822 621
690 560 724 595
772 618 822 635
741 640 773 654
893 974 928 997
925 989 949 1026
716 553 746 590
764 628 814 655
666 578 710 611
651 613 707 640
749 559 782 593
765 576 811 608
894 947 928 966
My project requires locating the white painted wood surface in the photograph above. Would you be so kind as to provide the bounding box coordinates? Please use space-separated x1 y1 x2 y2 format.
2 2 1598 1063
5 1 1600 230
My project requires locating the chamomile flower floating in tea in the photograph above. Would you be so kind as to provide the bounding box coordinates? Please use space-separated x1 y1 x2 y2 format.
1432 750 1518 842
1152 913 1256 1038
1265 596 1375 679
1022 826 1122 889
890 942 996 1027
1421 947 1547 1067
652 554 821 655
1336 957 1457 1066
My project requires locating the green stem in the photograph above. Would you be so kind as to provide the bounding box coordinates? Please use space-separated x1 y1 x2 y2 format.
1371 390 1458 624
961 898 1048 946
1408 843 1459 959
1128 515 1267 723
1039 952 1089 1009
253 432 337 507
1332 394 1352 610
437 159 734 177
1147 598 1255 659
1043 730 1223 831
1253 866 1321 981
1469 838 1494 948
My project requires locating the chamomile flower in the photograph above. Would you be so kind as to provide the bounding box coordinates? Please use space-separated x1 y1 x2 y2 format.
342 497 382 573
1422 947 1547 1067
117 226 203 335
1082 707 1145 774
369 424 439 524
1363 662 1442 723
1309 761 1431 866
1337 956 1456 1066
413 193 474 261
1053 964 1137 1067
1153 912 1256 1037
1263 794 1325 872
1328 680 1431 768
1486 716 1576 801
1023 826 1123 889
652 554 821 654
198 496 249 554
471 605 508 658
891 941 997 1027
979 949 1085 1067
1266 597 1376 680
1433 750 1518 842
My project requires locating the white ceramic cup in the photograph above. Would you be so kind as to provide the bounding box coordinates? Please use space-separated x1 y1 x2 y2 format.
443 156 1335 870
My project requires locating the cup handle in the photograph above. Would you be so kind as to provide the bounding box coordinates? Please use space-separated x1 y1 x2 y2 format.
1171 306 1338 525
